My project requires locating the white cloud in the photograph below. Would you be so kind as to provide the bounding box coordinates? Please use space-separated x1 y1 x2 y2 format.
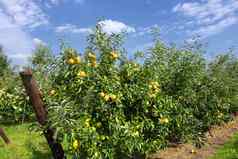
0 0 48 28
33 38 46 47
132 23 182 38
47 0 85 6
173 0 238 38
55 24 92 34
98 20 135 35
0 0 49 65
55 20 136 37
192 16 238 38
134 24 160 37
0 11 34 65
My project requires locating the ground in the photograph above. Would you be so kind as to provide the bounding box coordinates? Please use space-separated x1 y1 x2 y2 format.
210 132 238 159
150 117 238 159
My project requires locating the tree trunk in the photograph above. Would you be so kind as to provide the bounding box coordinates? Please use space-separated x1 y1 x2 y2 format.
20 68 66 159
0 128 10 144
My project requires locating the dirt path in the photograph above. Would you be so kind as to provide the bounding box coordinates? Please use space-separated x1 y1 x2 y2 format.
149 117 238 159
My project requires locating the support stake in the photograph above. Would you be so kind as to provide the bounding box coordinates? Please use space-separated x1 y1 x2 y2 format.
20 68 65 159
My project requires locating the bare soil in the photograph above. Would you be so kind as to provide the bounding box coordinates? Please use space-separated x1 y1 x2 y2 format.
149 116 238 159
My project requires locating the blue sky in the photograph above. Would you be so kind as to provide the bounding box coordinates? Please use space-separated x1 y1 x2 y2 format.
0 0 238 65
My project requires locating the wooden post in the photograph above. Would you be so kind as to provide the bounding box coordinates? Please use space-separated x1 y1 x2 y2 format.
0 128 10 144
20 69 66 159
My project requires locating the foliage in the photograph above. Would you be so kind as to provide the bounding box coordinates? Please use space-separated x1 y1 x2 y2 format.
0 24 238 159
0 80 31 123
0 46 11 76
0 48 33 123
0 44 54 123
30 44 54 71
37 25 238 159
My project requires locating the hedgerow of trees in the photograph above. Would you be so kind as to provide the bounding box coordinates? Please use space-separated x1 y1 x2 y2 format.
0 24 238 159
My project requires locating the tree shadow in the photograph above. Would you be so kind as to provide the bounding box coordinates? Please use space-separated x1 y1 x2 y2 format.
25 140 52 159
228 138 238 156
30 148 52 159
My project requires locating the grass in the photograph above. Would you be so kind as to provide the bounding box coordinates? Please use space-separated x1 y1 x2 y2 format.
1 123 238 159
0 123 52 159
210 132 238 159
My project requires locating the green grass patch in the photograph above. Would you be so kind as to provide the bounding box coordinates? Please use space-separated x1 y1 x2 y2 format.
0 123 51 159
210 132 238 159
